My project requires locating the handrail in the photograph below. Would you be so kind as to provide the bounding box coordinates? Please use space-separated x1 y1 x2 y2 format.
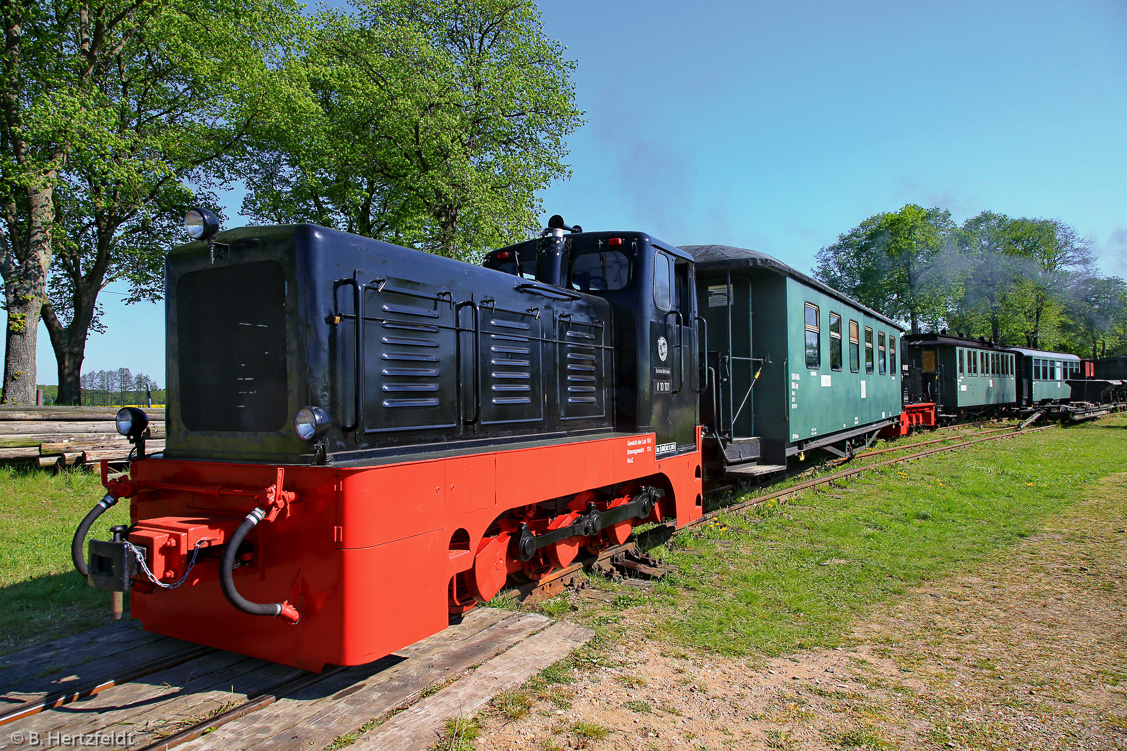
693 315 708 394
335 277 364 432
456 301 482 425
515 281 581 300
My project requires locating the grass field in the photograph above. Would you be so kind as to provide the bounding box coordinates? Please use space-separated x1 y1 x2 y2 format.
0 467 130 653
638 416 1127 655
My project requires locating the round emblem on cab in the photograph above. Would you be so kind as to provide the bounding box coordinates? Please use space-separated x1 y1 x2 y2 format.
657 336 668 362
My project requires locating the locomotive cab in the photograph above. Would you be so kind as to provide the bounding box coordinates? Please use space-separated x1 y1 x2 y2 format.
484 221 701 458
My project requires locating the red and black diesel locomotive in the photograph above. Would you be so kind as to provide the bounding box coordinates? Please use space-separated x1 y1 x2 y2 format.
73 214 705 672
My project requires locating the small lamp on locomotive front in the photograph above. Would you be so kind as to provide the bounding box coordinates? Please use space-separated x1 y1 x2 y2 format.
116 406 150 458
115 407 149 440
294 406 331 442
185 207 226 263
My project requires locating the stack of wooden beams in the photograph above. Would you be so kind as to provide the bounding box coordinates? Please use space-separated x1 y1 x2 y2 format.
0 406 166 468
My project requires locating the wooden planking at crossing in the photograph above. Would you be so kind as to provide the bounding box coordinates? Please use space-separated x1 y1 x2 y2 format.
0 608 592 751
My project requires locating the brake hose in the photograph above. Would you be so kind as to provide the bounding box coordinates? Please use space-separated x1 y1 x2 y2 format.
72 493 118 578
219 507 300 624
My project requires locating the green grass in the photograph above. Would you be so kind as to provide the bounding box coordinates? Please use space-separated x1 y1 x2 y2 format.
0 465 130 653
646 416 1127 657
432 716 480 751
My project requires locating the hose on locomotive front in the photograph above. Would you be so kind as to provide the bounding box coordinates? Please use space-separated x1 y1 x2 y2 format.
220 507 300 624
72 493 119 578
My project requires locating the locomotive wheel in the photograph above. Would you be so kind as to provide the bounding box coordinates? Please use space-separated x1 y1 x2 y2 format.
547 514 582 569
548 491 595 568
607 519 632 546
604 495 634 546
469 533 510 603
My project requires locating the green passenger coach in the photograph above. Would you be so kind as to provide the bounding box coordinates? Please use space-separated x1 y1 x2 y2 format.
904 333 1016 417
1008 347 1080 406
683 245 904 477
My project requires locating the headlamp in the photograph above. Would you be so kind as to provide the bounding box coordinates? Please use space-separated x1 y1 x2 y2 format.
295 406 331 442
185 207 221 241
115 407 149 440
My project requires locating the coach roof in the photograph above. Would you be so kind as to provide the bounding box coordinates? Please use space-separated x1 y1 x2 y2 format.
681 244 903 330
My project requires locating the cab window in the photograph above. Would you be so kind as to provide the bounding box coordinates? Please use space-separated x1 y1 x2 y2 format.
571 247 631 291
653 252 672 310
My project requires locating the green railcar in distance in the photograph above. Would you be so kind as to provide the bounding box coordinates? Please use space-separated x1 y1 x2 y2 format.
684 244 904 476
1008 347 1081 406
904 333 1016 417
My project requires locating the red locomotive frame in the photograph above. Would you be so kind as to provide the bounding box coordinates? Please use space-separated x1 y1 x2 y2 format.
111 429 703 672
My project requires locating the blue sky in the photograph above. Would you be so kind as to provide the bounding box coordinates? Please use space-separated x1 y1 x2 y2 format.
36 0 1127 385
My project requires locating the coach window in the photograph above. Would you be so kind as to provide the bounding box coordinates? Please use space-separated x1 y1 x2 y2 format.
849 320 859 372
864 327 874 373
972 351 978 375
878 332 886 375
804 303 820 369
829 313 842 371
958 349 964 375
889 336 896 374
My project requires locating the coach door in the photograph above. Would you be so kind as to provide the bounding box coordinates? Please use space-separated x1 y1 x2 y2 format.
651 250 699 456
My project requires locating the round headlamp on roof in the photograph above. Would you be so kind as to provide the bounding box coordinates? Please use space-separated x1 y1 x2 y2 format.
184 207 221 241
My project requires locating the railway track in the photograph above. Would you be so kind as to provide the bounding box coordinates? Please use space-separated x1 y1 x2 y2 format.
0 609 592 751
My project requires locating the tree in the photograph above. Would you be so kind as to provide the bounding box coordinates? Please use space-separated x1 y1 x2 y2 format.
0 0 299 405
243 0 582 261
1006 218 1096 349
951 211 1025 343
1062 274 1127 359
814 204 955 333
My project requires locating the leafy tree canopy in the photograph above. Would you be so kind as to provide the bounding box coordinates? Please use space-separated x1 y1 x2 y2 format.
1 0 301 403
242 0 583 262
815 206 1123 356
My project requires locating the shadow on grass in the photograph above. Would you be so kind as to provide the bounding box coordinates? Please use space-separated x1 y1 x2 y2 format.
0 570 126 656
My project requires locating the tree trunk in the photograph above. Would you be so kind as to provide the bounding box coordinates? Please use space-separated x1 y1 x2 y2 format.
2 286 41 404
1 184 54 405
49 327 86 405
42 279 102 406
